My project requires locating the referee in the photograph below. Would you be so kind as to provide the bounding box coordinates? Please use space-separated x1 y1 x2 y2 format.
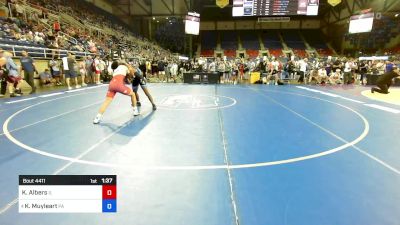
371 65 400 94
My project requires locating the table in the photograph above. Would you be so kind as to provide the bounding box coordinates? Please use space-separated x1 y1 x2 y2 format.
183 72 220 84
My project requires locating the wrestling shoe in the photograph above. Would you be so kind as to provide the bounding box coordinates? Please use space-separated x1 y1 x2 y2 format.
93 114 102 124
76 85 81 89
133 107 140 116
137 101 141 107
68 86 73 90
152 104 157 111
10 93 21 97
82 83 88 87
371 88 374 93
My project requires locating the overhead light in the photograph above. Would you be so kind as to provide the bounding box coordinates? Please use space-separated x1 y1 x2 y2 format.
153 17 155 20
157 20 159 23
395 13 399 17
166 17 169 19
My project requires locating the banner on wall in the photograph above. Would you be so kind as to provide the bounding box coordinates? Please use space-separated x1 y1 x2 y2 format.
328 0 341 7
216 0 229 8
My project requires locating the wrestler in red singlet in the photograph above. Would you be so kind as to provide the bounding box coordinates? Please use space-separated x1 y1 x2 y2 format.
93 61 139 124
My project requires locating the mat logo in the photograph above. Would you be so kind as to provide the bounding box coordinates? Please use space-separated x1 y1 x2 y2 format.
160 95 236 110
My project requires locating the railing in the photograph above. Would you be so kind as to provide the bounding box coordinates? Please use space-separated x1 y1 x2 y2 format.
0 43 95 59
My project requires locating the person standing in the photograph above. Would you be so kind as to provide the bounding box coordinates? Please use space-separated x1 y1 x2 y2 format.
158 59 166 82
0 49 6 98
20 51 37 94
343 59 353 85
49 55 62 86
62 53 81 90
5 51 23 97
359 60 368 85
79 57 88 86
139 59 147 78
0 56 8 98
93 61 139 124
93 55 102 85
298 58 308 83
85 56 94 84
170 61 178 83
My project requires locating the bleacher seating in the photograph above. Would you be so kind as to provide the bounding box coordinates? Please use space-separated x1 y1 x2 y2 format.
293 49 307 58
221 30 238 50
302 30 334 56
198 29 339 58
281 30 306 49
261 30 283 50
200 50 214 57
317 48 334 57
302 30 328 49
269 49 283 58
224 49 236 58
246 49 259 58
201 31 217 50
241 31 260 50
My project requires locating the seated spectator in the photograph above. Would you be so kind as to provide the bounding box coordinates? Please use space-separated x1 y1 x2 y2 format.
318 67 328 85
39 68 52 85
329 69 342 85
309 69 321 84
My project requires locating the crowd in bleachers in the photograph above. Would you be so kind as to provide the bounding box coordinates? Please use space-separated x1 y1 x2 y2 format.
0 0 180 98
2 0 176 57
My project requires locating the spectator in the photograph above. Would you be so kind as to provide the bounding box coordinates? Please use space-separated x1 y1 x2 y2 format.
53 21 61 33
157 59 166 82
20 51 37 94
359 60 368 85
139 59 147 78
318 67 328 85
79 57 87 85
39 68 52 85
62 52 80 90
98 57 106 82
170 61 178 83
329 69 342 85
49 55 62 85
298 58 308 83
85 55 94 84
93 55 101 84
0 50 7 98
5 51 23 97
385 60 394 73
343 59 353 85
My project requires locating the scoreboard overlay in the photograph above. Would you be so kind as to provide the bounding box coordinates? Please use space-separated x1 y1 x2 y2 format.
18 175 117 213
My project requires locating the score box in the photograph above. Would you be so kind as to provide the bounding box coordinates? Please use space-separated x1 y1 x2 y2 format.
19 175 117 213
